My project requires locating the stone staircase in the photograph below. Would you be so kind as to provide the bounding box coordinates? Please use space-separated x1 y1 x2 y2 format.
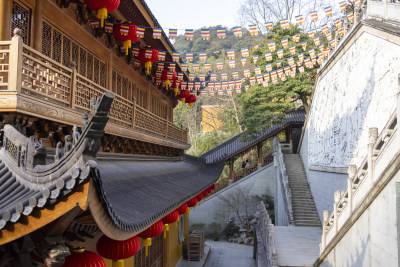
283 154 320 226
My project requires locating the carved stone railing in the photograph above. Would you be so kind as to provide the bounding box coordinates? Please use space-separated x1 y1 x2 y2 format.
320 111 398 253
2 29 187 145
368 0 400 23
255 201 278 267
273 137 294 225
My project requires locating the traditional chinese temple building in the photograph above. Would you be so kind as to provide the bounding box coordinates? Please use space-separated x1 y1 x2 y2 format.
0 0 223 266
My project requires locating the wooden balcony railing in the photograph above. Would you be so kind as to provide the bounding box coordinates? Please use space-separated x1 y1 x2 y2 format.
1 31 188 145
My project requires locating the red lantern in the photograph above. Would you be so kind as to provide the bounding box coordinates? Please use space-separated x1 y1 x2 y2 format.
62 248 105 267
138 47 159 75
161 69 177 90
161 210 179 238
137 220 164 256
186 196 198 212
85 0 119 28
186 94 197 108
177 203 188 215
114 22 137 55
210 184 216 190
196 192 203 203
96 235 140 266
171 79 180 96
178 89 191 103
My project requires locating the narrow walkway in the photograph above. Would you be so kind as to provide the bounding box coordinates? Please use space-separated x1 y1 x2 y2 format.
275 226 322 266
204 240 256 267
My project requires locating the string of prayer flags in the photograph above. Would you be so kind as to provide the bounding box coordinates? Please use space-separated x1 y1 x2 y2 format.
132 47 140 57
250 77 256 85
120 23 129 35
265 22 273 30
291 64 297 73
314 37 320 46
185 29 194 40
244 69 251 77
204 62 212 71
189 73 195 81
241 48 250 58
347 12 354 22
193 63 199 72
281 38 289 48
241 58 247 66
308 30 315 38
221 72 228 80
284 66 291 76
301 42 307 51
217 61 224 69
229 80 235 90
266 64 272 72
265 52 272 61
157 63 164 71
227 50 235 60
156 69 162 78
309 49 316 58
296 15 305 25
257 75 263 84
181 63 188 72
268 42 276 52
289 46 296 55
104 22 113 32
326 32 333 40
255 67 262 75
270 71 277 81
324 48 331 57
298 53 304 62
208 82 214 91
199 52 207 61
288 57 295 66
153 28 162 39
264 73 270 82
181 82 187 90
201 29 210 40
253 55 259 64
249 25 259 36
277 68 284 78
233 27 243 37
186 52 193 62
188 82 194 90
330 39 336 47
169 29 177 39
293 35 300 42
158 51 166 61
236 80 242 92
310 11 318 22
177 72 184 80
195 82 201 91
318 44 325 51
280 19 290 29
211 73 217 81
222 81 228 89
277 49 284 59
217 28 226 39
339 1 347 12
200 89 207 95
136 26 145 38
232 71 239 79
168 63 176 72
334 18 342 29
172 52 180 62
324 6 333 17
229 60 236 68
338 26 344 35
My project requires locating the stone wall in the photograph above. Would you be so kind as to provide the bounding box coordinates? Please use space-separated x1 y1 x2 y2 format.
189 164 274 236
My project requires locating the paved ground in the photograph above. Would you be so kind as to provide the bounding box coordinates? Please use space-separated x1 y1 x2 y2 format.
274 226 322 266
204 240 256 267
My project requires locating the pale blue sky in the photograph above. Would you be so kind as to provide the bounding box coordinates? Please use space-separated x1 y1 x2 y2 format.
146 0 242 30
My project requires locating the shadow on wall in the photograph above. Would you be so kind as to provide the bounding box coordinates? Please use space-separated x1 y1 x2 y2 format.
347 234 370 267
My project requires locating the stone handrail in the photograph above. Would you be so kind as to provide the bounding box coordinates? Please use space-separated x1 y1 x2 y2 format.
368 0 400 23
2 30 187 144
320 111 398 252
273 137 294 225
256 201 278 267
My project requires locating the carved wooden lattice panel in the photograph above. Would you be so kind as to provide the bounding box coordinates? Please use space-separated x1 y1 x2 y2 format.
167 124 182 142
21 46 72 106
111 69 135 101
151 97 167 119
134 235 164 267
135 106 166 136
11 1 30 45
108 97 133 127
0 43 10 90
75 74 105 112
41 21 106 88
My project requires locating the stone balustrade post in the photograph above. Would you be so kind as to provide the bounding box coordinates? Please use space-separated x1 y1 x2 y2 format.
322 210 330 251
384 0 389 20
333 191 342 234
348 164 357 212
8 28 23 92
368 127 378 186
397 74 400 148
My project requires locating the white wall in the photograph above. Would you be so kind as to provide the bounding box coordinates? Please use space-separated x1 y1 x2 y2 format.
321 170 400 266
189 164 274 233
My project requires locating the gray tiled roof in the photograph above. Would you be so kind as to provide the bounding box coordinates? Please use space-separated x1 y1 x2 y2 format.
200 109 306 163
93 154 224 232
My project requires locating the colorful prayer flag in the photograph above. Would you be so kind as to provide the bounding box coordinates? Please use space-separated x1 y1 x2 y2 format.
172 52 180 62
308 30 315 39
281 38 289 48
308 49 316 58
217 61 224 70
168 63 176 72
241 58 247 66
136 26 145 38
158 51 166 61
255 67 262 75
277 49 284 59
244 69 251 77
330 39 336 47
284 66 291 76
324 6 333 17
298 53 304 62
339 1 347 12
289 46 296 55
201 29 210 40
321 24 329 34
293 35 300 42
229 60 236 68
120 24 129 35
132 47 140 57
227 50 235 60
169 29 178 39
177 72 184 80
264 73 270 82
265 22 273 30
186 53 193 62
338 27 344 35
280 19 290 29
181 63 188 72
301 42 307 51
193 63 199 72
199 52 207 62
232 71 239 79
265 64 272 72
249 25 259 36
253 55 259 64
249 76 256 85
185 29 194 40
299 66 305 73
233 27 243 37
153 28 162 39
257 74 263 84
241 48 250 58
347 12 354 22
189 74 195 81
211 73 217 81
204 62 212 71
217 28 226 39
334 19 342 29
313 37 320 46
268 42 276 52
265 52 272 61
355 0 361 7
326 32 333 40
295 15 305 25
276 61 282 67
310 11 318 22
104 22 113 33
288 57 295 66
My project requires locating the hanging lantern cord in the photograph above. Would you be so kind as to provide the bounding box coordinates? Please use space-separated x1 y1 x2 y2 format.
97 8 108 28
142 238 152 257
